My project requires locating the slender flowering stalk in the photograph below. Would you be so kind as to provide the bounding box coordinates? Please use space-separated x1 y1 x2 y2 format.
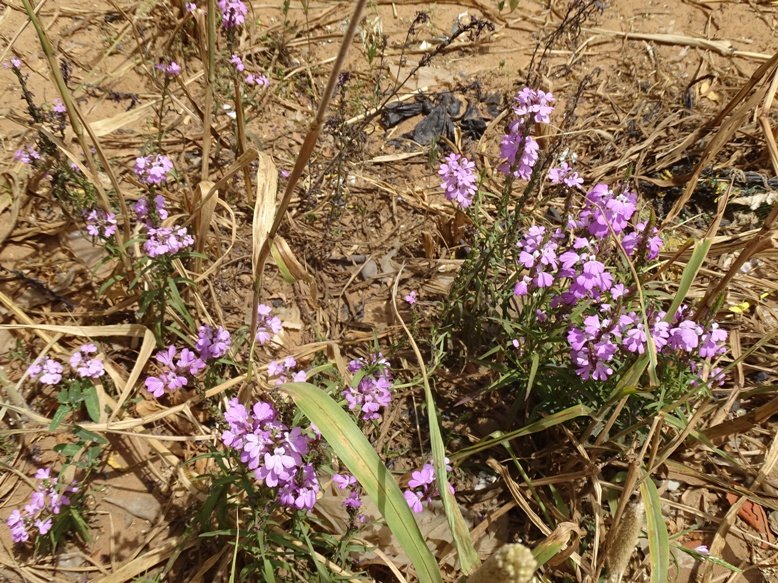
497 86 554 181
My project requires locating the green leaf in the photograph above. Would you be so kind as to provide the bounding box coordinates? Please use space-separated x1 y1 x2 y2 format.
54 443 81 458
49 404 71 431
280 382 442 583
167 277 196 329
425 403 480 572
83 385 100 422
641 477 669 583
73 426 108 445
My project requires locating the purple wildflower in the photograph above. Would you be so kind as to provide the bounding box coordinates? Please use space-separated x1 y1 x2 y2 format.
134 154 173 185
85 209 117 238
498 127 539 180
245 73 269 87
52 98 66 114
267 356 307 385
69 344 105 378
195 325 231 360
343 354 393 421
548 162 583 188
6 467 74 544
155 61 182 77
143 226 194 257
27 357 63 386
223 399 320 511
14 145 41 165
512 87 555 124
255 304 283 345
438 153 478 208
217 0 248 28
403 459 454 513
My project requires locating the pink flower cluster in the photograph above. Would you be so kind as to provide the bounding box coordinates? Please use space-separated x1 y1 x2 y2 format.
342 354 393 421
222 398 320 511
144 325 230 398
155 60 181 77
27 344 105 386
132 171 195 258
332 473 363 511
267 356 308 385
143 226 195 257
512 184 661 302
567 307 727 383
510 180 729 386
85 209 117 238
255 303 283 345
403 459 453 514
6 468 76 544
133 154 174 186
498 87 554 181
438 153 478 208
14 145 41 165
230 54 270 88
512 87 555 124
218 0 247 28
548 161 583 189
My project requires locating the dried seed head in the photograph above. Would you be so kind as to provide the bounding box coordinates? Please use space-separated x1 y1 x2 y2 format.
466 543 537 583
606 499 645 583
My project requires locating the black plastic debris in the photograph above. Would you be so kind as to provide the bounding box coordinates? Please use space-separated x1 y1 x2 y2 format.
380 89 499 146
409 92 460 145
380 95 430 128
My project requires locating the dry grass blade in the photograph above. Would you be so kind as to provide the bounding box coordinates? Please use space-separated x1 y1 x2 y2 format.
656 50 778 172
91 536 195 583
251 152 278 277
193 180 218 274
271 236 313 283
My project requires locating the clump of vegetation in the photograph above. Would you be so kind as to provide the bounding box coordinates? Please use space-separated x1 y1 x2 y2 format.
2 0 777 581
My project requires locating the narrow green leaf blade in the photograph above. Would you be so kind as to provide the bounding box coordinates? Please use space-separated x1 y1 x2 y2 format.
641 478 669 583
414 363 479 572
281 382 442 583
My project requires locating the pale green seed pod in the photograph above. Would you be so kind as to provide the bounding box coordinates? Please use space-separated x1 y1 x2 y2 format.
466 543 537 583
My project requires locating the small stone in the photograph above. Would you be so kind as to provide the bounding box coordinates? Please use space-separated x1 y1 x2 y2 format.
104 491 161 522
